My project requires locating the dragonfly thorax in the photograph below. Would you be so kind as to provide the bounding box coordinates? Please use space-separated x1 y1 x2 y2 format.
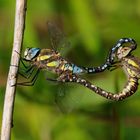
24 48 40 61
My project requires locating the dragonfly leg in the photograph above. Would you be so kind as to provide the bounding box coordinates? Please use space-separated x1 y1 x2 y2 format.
18 66 35 79
11 63 34 79
20 57 31 69
14 50 36 78
15 49 32 69
108 62 122 71
46 77 58 82
14 69 40 86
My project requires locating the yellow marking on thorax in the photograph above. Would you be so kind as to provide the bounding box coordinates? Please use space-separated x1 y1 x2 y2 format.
60 64 65 71
37 55 51 61
47 61 59 67
128 59 139 68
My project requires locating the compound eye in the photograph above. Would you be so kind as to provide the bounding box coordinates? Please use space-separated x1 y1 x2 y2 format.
23 48 30 59
23 48 40 60
117 46 132 59
24 48 29 57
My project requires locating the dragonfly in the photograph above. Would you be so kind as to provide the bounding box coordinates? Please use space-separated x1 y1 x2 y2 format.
17 36 137 86
83 38 137 73
17 22 114 86
60 38 139 101
16 22 138 101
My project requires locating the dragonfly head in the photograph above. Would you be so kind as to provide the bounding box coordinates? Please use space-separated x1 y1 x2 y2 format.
109 38 137 61
24 48 40 61
116 40 137 59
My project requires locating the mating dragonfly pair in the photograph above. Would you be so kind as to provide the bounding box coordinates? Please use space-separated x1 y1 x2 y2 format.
17 22 139 101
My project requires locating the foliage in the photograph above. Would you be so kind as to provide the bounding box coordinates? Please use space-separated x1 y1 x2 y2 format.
0 0 140 139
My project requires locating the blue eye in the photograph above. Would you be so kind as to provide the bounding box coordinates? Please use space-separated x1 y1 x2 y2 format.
30 48 40 57
24 48 40 60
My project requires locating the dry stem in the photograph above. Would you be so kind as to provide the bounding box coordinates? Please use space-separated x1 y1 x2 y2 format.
0 0 27 140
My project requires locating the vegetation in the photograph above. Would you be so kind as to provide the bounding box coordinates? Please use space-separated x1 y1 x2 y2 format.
0 0 140 139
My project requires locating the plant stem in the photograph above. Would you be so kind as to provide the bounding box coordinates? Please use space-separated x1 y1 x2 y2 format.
0 0 27 140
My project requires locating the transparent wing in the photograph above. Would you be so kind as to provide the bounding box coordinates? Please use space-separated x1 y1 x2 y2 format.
47 21 70 52
54 82 83 113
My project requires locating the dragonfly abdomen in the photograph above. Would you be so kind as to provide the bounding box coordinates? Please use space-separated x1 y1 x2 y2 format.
68 75 138 101
83 63 109 73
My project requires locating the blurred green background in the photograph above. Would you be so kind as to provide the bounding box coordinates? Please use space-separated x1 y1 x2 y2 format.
1 0 140 140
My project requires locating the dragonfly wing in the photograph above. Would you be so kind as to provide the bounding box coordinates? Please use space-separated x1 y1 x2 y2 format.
47 21 70 52
55 83 83 113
